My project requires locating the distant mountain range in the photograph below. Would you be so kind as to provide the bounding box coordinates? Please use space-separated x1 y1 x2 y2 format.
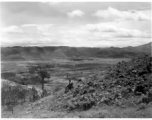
1 42 151 61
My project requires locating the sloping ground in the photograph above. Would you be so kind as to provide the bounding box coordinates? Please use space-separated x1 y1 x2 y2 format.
48 55 152 112
2 94 152 118
2 79 42 92
2 79 20 86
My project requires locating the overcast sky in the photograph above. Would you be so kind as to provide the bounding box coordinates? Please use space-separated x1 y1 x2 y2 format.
0 2 151 47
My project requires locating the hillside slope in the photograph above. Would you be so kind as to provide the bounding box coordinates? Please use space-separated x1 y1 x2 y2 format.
47 55 152 111
1 42 151 61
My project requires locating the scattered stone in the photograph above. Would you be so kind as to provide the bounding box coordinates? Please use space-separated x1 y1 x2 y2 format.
50 55 152 111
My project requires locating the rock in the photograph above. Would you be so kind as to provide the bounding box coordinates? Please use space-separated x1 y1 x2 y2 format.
51 55 152 111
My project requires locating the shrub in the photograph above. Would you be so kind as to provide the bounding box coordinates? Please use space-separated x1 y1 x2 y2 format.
2 84 29 113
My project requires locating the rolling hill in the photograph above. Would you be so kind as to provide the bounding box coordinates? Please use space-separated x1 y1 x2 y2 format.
1 42 151 61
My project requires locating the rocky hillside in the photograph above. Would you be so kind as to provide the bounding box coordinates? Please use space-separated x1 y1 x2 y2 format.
1 42 151 61
49 55 152 111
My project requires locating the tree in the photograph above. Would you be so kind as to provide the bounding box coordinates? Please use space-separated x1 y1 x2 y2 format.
28 64 50 97
37 69 49 91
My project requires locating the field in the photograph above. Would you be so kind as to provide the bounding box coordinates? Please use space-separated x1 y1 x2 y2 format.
1 58 130 89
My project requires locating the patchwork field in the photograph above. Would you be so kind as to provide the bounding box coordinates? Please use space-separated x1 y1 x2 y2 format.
1 58 130 85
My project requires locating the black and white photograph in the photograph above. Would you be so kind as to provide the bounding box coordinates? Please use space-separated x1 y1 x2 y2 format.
1 1 152 118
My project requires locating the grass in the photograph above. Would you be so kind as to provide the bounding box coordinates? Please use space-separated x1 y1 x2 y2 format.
62 105 152 118
1 58 128 84
1 58 129 71
3 99 152 118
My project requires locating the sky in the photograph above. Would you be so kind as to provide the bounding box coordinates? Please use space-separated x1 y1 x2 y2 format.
0 2 151 47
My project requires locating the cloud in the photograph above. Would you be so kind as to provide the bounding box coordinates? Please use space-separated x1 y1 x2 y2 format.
2 25 23 33
84 23 151 38
21 24 54 33
1 24 151 48
21 24 53 28
94 7 151 21
67 10 84 17
48 2 61 6
41 2 61 6
85 24 117 32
